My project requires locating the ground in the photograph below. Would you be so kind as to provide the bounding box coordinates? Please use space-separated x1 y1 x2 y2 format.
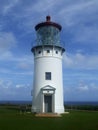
0 105 98 130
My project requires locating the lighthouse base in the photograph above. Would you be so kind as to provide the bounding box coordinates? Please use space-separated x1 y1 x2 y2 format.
31 106 40 113
55 106 64 114
31 106 64 114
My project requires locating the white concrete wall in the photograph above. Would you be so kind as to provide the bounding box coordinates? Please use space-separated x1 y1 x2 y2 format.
32 46 64 113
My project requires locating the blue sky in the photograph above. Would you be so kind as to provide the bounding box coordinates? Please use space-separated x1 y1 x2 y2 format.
0 0 98 101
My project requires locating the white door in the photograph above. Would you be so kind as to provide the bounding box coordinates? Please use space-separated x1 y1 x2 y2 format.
44 95 52 113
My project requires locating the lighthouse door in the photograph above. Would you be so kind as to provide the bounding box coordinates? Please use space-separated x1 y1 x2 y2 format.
44 95 52 113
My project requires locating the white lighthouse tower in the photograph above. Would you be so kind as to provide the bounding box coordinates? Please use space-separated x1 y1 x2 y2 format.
31 16 65 114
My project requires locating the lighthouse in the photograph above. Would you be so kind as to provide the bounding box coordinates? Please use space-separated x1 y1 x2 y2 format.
31 16 65 114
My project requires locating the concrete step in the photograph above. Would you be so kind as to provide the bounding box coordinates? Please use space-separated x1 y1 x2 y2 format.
35 113 62 117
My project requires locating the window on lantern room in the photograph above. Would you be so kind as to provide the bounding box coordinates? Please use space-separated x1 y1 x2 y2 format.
47 50 50 53
45 72 51 80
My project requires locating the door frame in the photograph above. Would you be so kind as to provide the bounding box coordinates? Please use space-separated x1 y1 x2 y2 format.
41 85 55 113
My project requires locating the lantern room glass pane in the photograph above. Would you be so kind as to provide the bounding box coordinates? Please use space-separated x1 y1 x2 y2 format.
36 26 61 46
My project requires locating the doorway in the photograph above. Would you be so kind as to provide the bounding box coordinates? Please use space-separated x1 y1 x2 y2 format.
44 95 52 113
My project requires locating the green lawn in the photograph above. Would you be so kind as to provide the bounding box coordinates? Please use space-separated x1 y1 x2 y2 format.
0 106 98 130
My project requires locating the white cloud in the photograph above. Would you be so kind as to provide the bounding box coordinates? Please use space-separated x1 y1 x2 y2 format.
16 83 30 88
0 79 4 87
17 62 30 69
63 53 98 69
86 56 98 68
0 24 3 31
1 0 97 44
0 32 17 53
0 79 13 89
13 55 33 71
30 0 56 13
0 79 32 100
2 0 19 15
0 51 13 60
54 0 98 28
78 85 89 91
75 53 85 61
0 67 11 74
1 0 98 27
77 81 98 94
72 25 98 44
90 83 98 90
16 84 25 88
63 54 73 67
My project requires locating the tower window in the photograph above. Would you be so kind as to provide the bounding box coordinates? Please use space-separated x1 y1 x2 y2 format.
45 72 51 80
38 51 41 54
47 50 50 53
56 51 58 54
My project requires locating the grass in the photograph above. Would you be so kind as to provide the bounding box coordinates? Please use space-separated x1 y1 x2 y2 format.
0 106 98 130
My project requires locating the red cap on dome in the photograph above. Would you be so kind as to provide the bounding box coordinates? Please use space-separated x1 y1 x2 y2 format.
35 16 62 31
46 15 51 22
